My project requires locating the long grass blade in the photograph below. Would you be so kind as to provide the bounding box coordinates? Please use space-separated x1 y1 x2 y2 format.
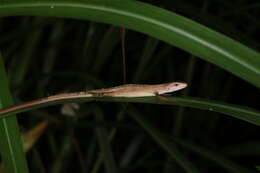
0 96 259 127
0 0 259 88
0 54 29 173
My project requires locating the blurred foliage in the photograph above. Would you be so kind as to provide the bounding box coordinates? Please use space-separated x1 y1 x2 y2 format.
0 0 260 172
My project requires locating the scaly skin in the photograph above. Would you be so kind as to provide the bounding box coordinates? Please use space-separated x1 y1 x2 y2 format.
0 82 187 116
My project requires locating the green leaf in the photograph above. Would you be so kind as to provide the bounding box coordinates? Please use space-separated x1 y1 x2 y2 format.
0 54 29 173
1 96 260 127
0 0 259 88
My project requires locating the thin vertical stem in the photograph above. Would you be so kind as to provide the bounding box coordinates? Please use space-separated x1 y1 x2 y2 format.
120 27 127 84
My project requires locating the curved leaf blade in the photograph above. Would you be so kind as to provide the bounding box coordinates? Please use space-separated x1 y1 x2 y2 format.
0 96 260 127
0 0 259 87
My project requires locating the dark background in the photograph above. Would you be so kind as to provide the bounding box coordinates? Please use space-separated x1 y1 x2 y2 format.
1 0 260 172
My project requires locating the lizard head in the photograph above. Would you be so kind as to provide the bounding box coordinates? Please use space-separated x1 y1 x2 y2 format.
158 82 187 95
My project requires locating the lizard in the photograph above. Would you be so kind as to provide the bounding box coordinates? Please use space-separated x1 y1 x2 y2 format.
0 82 187 116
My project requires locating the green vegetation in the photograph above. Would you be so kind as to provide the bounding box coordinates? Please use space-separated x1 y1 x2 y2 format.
0 0 259 172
